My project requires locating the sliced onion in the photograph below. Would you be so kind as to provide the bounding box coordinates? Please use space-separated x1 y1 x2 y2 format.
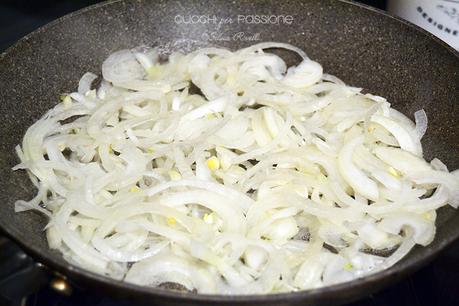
102 49 145 83
414 109 428 140
13 43 458 294
78 72 98 95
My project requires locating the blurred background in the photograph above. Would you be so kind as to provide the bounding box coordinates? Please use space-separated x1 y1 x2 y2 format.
0 1 458 306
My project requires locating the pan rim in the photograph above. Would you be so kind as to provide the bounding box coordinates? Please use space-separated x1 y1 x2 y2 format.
0 0 458 303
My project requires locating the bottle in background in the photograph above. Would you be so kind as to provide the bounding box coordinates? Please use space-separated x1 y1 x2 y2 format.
387 0 459 50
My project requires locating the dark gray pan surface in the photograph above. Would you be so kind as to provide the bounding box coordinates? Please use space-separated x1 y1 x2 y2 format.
0 0 458 305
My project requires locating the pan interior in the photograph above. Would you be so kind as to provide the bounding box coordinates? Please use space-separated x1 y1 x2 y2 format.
0 0 458 303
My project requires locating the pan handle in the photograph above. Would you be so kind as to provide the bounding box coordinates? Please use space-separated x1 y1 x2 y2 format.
0 237 50 305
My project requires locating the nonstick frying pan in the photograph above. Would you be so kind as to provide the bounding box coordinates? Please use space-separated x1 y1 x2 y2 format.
0 0 458 305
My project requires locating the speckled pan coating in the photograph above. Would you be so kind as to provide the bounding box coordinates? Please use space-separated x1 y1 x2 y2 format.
0 0 458 305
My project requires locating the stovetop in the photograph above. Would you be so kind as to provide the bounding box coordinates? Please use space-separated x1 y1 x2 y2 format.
1 1 459 305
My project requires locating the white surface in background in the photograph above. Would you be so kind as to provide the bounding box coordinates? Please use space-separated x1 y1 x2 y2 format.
388 0 459 50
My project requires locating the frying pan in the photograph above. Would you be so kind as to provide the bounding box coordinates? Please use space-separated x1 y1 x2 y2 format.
0 0 458 305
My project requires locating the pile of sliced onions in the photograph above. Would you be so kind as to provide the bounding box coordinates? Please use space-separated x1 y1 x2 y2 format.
13 42 459 294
